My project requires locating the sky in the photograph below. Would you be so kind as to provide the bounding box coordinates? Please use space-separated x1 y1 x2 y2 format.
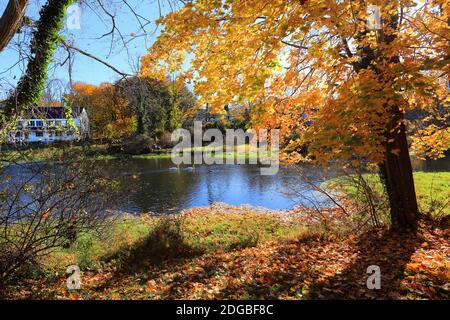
0 0 176 98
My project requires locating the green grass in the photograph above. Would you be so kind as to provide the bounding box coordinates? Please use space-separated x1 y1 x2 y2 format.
0 145 67 163
0 144 111 163
0 144 274 163
0 144 176 163
413 172 450 216
132 151 173 160
327 172 450 216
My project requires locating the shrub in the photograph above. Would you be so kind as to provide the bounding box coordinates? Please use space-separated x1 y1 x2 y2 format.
0 151 119 283
159 131 175 148
121 134 155 155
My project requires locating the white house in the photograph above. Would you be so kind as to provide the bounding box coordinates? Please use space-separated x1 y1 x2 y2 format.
7 106 89 143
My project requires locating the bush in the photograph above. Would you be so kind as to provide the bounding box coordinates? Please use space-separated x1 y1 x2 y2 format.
0 152 119 283
159 131 175 148
121 134 155 155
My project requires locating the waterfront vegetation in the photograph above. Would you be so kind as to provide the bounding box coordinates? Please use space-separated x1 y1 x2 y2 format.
0 143 267 163
0 144 173 163
1 143 449 300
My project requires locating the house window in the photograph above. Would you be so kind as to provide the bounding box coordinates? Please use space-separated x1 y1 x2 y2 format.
36 120 44 127
29 120 36 127
35 131 44 137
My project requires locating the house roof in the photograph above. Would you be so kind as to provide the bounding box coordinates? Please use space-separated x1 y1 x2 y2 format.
27 106 84 119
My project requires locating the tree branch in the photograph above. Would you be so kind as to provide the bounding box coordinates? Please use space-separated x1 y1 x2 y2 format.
279 38 308 50
59 38 132 77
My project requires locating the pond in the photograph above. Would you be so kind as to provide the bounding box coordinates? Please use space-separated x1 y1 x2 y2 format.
102 158 329 214
3 155 450 214
98 155 450 214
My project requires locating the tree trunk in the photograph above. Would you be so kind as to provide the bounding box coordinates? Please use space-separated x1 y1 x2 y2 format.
379 105 419 230
137 113 145 135
359 7 420 230
0 0 28 52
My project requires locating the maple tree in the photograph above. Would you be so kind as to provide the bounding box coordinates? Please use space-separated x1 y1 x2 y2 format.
68 82 135 140
141 0 450 230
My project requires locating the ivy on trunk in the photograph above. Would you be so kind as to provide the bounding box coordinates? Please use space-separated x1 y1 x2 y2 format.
2 0 74 120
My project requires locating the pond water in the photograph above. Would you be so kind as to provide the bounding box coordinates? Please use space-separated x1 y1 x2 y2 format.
104 158 329 213
3 155 450 214
98 155 450 214
410 156 450 172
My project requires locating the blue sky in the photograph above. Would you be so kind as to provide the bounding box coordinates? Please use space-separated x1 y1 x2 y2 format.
0 0 175 98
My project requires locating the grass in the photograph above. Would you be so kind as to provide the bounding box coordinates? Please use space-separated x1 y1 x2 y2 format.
413 172 450 216
0 144 110 163
327 171 450 216
42 210 307 275
4 209 448 300
0 145 69 162
43 215 154 272
0 143 273 163
0 144 175 164
133 152 173 160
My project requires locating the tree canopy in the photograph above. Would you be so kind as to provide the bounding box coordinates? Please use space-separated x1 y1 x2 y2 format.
141 0 450 228
142 0 449 162
69 78 196 139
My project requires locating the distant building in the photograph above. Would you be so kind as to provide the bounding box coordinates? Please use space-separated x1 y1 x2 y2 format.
193 104 233 124
7 106 89 143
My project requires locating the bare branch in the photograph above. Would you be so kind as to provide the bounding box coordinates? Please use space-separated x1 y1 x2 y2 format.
59 38 132 78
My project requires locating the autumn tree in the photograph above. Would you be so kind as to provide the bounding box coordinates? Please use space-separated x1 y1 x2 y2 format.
142 0 450 230
0 0 167 282
68 82 134 140
0 0 152 131
167 79 197 131
116 77 168 136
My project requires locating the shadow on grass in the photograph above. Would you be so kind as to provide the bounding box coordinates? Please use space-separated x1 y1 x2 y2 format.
89 222 426 299
105 217 204 274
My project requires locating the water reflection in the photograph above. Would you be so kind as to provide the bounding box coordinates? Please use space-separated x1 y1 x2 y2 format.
105 156 450 213
3 155 449 214
107 158 312 213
